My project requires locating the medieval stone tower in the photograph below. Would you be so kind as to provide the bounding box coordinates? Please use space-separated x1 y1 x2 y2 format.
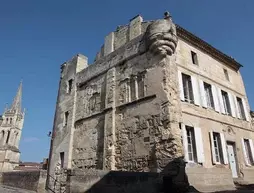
47 12 254 192
0 82 25 171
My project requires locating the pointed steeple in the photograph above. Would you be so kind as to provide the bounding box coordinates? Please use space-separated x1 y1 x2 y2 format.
10 81 22 114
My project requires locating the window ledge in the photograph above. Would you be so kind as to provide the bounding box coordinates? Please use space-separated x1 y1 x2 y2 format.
75 94 157 124
213 162 228 167
75 107 113 124
117 94 156 110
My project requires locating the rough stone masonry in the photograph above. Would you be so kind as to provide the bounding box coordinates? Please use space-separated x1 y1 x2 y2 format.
47 11 254 192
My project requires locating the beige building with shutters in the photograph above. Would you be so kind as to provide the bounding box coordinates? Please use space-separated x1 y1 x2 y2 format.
47 12 254 192
177 31 254 186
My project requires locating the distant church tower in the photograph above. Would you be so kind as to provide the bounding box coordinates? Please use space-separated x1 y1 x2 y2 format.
0 82 25 171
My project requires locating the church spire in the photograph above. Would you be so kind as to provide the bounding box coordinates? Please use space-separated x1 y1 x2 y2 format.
10 81 22 114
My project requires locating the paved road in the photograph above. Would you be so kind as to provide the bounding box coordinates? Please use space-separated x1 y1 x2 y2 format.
0 185 36 193
0 185 254 193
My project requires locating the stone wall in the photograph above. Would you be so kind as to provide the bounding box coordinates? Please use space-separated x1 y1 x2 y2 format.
1 170 47 192
64 168 237 193
67 169 160 193
47 12 254 193
73 43 182 173
237 168 254 184
186 167 235 192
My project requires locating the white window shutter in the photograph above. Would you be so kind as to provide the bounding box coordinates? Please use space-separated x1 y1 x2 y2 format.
242 98 250 121
248 139 254 162
241 138 250 166
234 96 241 119
191 75 200 106
181 123 189 162
228 93 236 117
178 70 184 101
212 85 220 112
199 80 207 108
217 88 226 114
194 127 205 163
220 133 229 164
209 131 216 164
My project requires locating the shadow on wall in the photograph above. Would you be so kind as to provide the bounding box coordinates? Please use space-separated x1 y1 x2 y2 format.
66 156 200 193
60 157 254 193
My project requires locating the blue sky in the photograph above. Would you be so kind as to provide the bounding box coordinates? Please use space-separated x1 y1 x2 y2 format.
0 1 253 162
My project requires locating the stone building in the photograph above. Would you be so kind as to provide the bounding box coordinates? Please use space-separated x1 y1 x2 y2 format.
0 82 25 171
47 13 254 192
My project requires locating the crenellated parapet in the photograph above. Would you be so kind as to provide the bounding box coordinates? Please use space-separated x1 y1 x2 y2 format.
94 15 149 61
95 12 178 62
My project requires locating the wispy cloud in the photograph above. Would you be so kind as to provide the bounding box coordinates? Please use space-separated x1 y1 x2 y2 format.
23 137 40 143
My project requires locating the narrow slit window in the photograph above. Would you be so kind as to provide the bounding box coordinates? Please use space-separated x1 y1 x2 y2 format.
64 111 69 126
223 69 230 81
67 79 73 93
191 51 198 65
60 152 65 168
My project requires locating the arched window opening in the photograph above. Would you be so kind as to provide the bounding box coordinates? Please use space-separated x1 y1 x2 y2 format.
10 118 12 124
6 118 9 124
6 131 10 144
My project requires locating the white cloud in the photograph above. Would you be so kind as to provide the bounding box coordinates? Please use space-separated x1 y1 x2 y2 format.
23 137 40 143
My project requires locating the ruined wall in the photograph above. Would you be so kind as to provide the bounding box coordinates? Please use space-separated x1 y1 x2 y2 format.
48 12 254 192
73 52 182 172
71 15 183 174
67 169 160 193
72 116 105 170
48 54 88 184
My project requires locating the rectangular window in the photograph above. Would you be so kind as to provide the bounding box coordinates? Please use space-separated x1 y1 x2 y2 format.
182 73 194 103
60 152 64 168
191 51 198 65
186 126 197 162
221 91 232 115
67 79 73 93
237 97 246 120
224 69 230 81
244 139 254 165
64 111 69 126
213 132 224 163
204 83 214 109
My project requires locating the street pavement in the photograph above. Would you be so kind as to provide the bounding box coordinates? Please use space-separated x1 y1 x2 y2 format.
0 185 36 193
